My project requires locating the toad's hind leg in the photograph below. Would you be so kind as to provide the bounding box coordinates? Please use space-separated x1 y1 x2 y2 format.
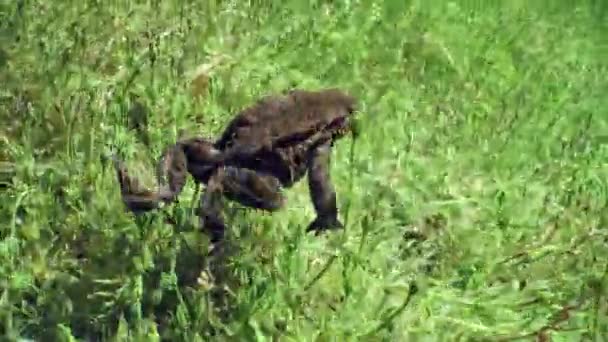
222 167 285 211
198 166 285 243
198 169 227 243
156 143 189 200
111 143 189 214
306 140 344 234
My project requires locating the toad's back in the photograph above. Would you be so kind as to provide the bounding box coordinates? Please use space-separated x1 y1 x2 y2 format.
215 88 357 153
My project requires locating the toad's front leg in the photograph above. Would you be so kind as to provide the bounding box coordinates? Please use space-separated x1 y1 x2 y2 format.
306 140 344 234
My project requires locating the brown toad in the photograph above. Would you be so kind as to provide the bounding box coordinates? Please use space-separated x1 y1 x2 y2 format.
112 88 359 242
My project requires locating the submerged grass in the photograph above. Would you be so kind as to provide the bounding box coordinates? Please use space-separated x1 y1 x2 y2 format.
1 0 608 340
